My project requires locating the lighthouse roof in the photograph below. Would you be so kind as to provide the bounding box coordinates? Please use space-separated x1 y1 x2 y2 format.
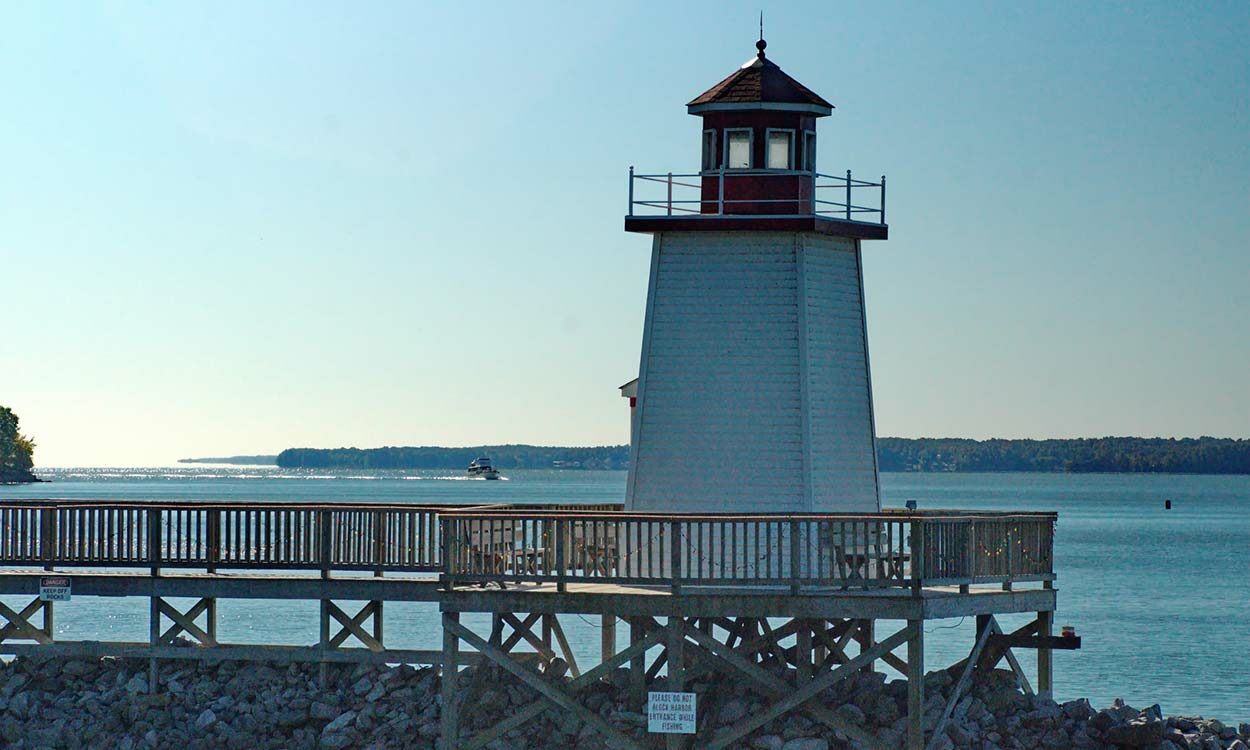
687 43 833 116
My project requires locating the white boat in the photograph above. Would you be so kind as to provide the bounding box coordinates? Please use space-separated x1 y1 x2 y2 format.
467 457 501 480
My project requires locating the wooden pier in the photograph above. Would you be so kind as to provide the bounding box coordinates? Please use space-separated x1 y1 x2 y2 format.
0 500 1064 750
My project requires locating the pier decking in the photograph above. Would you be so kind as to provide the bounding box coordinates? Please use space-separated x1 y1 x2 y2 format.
0 500 1064 750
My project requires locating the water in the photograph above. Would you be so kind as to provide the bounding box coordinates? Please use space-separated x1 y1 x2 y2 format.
3 468 1247 720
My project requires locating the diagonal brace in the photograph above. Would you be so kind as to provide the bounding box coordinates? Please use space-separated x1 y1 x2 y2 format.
444 616 644 750
0 600 52 645
708 624 916 749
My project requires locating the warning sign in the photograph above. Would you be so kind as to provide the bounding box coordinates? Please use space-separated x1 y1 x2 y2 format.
39 577 71 602
647 691 696 734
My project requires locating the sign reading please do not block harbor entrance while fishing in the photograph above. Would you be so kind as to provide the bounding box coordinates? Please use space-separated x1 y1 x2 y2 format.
647 691 696 734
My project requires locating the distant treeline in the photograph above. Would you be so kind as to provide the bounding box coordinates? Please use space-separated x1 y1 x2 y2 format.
272 438 1248 474
275 445 631 471
877 437 1250 474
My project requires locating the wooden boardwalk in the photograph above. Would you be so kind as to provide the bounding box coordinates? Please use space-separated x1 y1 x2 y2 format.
0 499 1068 750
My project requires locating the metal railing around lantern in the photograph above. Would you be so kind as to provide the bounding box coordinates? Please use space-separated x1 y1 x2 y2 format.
627 167 886 224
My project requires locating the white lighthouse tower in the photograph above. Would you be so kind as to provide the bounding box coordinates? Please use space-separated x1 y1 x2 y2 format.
624 37 887 514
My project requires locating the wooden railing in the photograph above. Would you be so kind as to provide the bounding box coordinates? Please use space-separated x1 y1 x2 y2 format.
0 501 1053 590
441 511 1056 592
0 501 460 573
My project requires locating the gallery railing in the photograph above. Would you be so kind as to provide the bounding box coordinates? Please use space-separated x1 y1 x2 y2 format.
627 167 886 224
441 510 1055 592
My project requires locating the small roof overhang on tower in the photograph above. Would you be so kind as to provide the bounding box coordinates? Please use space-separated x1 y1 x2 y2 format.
687 39 833 117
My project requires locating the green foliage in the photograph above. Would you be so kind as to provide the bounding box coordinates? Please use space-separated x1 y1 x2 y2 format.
0 405 38 483
276 444 630 471
876 436 1250 474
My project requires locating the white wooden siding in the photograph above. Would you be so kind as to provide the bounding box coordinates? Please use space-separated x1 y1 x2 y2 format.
629 232 805 513
800 234 879 511
626 231 880 514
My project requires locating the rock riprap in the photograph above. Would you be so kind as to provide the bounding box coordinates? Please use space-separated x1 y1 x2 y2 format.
0 654 1243 749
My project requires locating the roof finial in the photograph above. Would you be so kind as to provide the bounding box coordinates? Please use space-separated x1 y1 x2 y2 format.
756 11 767 58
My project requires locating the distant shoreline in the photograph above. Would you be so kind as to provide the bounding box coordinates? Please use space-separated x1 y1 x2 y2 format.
172 437 1250 475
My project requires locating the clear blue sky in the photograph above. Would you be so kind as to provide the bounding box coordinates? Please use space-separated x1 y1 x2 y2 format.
2 1 1247 466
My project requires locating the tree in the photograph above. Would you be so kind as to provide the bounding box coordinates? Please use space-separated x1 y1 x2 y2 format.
0 405 38 483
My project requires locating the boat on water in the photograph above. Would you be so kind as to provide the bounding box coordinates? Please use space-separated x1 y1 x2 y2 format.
466 457 501 480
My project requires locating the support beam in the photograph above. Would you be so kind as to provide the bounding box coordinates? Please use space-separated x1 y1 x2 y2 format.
1037 610 1053 699
855 619 875 673
928 615 995 749
601 614 617 665
907 619 924 750
439 612 460 750
629 617 648 710
666 616 687 750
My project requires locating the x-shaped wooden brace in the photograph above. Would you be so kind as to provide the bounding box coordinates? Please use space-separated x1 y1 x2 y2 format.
685 620 914 750
0 599 52 645
324 601 382 652
154 598 217 647
444 615 649 750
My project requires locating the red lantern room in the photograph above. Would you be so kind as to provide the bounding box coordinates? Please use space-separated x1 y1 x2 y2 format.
689 37 832 215
625 37 887 240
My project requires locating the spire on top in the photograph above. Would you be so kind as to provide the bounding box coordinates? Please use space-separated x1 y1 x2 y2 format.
757 12 766 59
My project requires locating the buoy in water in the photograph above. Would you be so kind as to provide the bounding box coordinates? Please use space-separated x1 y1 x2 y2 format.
1165 499 1172 510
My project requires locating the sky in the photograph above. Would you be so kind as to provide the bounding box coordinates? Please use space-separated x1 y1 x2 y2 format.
2 1 1247 467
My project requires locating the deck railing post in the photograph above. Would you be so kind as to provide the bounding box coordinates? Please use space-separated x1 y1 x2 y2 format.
40 507 54 570
1005 524 1015 589
373 509 385 577
669 520 681 595
441 517 455 591
555 518 567 593
718 167 725 214
909 518 923 596
147 508 162 577
206 509 220 574
627 165 634 216
666 172 673 216
317 510 331 580
789 519 801 595
846 169 852 220
880 175 886 224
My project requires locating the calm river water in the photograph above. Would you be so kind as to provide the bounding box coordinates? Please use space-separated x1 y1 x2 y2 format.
2 468 1247 720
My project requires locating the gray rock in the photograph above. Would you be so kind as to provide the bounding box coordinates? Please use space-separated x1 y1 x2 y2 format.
833 702 866 725
1104 719 1164 746
311 701 339 722
195 708 216 730
750 735 784 750
780 739 828 750
319 733 355 750
124 674 148 695
323 710 357 734
719 698 749 725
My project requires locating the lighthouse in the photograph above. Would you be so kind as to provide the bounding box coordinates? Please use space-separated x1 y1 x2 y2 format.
624 37 888 515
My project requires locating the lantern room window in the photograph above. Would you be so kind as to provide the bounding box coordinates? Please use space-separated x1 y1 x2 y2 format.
802 131 817 172
766 129 795 169
725 129 753 169
701 130 717 170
